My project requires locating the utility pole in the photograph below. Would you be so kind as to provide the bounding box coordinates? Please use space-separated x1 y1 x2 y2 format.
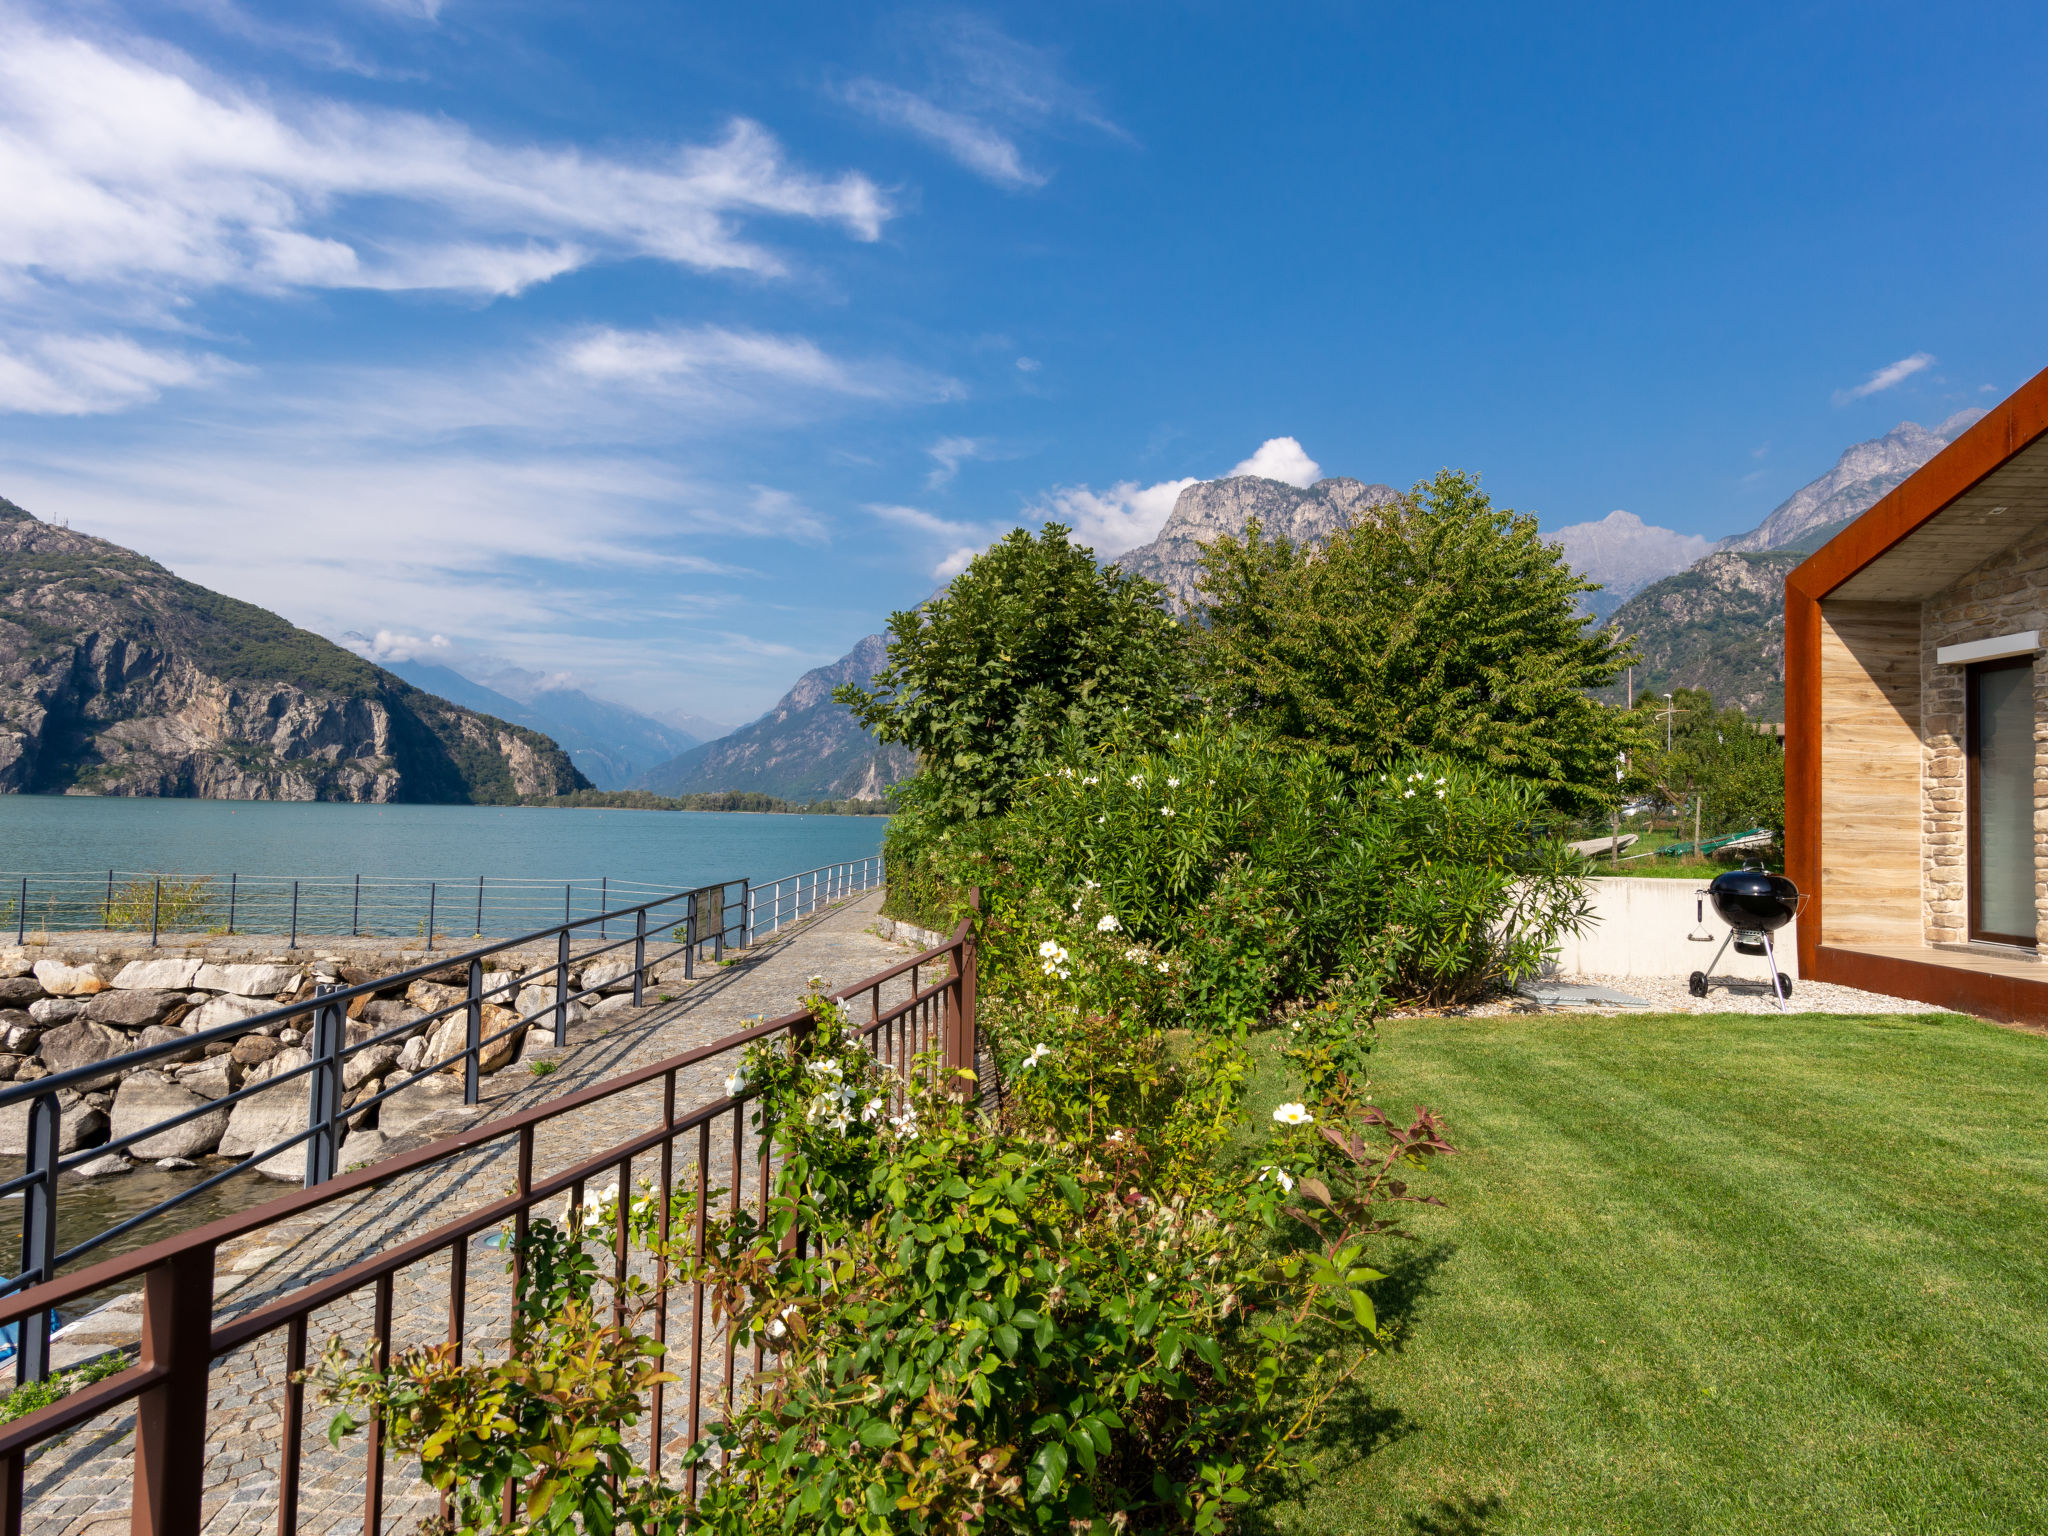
1661 692 1676 751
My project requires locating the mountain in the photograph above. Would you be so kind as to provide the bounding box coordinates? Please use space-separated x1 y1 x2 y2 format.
1545 510 1714 620
376 658 698 790
652 708 733 744
1718 411 1982 553
1598 550 1801 716
1595 415 1982 716
1115 475 1399 611
0 497 588 801
633 634 913 801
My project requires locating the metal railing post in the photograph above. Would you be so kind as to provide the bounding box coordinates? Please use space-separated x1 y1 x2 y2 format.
103 868 112 929
289 880 299 949
633 908 647 1006
555 928 570 1047
463 958 482 1106
16 1092 59 1385
130 1245 215 1536
712 888 724 963
475 875 484 937
601 876 608 939
14 877 23 945
352 874 361 937
304 984 344 1188
426 882 437 952
742 879 754 947
683 893 697 981
227 873 236 935
150 877 160 947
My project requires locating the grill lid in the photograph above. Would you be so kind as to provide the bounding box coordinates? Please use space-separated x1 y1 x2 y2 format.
1707 867 1801 933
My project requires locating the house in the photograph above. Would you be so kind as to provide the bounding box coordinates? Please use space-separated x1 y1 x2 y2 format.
1786 365 2048 1021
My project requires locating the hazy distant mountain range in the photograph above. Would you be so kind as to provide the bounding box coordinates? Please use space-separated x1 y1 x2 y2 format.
0 497 587 801
368 656 710 791
633 634 913 802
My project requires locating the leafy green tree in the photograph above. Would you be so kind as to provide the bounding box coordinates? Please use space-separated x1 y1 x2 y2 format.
836 523 1191 826
1635 688 1784 835
1193 469 1642 813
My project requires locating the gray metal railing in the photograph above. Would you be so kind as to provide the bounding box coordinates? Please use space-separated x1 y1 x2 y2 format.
0 879 750 1383
0 871 701 949
0 853 888 1382
745 855 884 941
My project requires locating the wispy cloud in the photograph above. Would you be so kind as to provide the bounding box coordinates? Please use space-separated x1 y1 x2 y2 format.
839 15 1121 190
0 10 893 416
1834 353 1935 405
865 501 991 576
841 80 1042 189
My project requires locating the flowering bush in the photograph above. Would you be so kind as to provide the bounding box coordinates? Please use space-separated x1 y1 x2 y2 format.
677 1001 1456 1535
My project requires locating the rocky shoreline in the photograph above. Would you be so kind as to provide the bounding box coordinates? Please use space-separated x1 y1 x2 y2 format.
0 935 694 1180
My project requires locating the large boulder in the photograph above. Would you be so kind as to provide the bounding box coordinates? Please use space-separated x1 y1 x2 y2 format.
344 1044 400 1091
185 993 276 1034
515 986 586 1030
194 962 299 997
134 1023 203 1063
348 999 426 1047
84 989 183 1029
579 957 641 994
33 960 106 997
36 1020 132 1088
0 1089 109 1156
218 1047 316 1179
0 978 43 1008
376 1074 482 1141
174 1055 235 1100
111 958 203 991
28 997 82 1026
405 981 467 1016
422 1005 525 1075
0 1012 36 1054
111 1073 230 1159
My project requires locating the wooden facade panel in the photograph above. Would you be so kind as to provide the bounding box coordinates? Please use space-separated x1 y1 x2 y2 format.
1819 600 1922 945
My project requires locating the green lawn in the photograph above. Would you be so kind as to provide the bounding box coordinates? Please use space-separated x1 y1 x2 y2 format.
1247 1010 2048 1536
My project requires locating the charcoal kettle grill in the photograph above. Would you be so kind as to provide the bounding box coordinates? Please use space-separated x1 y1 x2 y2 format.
1688 865 1805 1008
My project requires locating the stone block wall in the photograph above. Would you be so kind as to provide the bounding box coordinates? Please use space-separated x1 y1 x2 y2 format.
1919 522 2048 946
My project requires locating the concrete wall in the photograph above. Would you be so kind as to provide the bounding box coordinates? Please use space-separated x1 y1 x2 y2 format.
1547 877 1802 980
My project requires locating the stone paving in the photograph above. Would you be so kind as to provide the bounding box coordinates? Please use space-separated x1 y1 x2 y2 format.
21 891 942 1535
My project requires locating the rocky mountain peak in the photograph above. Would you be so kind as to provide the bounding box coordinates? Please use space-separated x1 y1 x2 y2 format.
1718 411 1984 554
1115 474 1399 611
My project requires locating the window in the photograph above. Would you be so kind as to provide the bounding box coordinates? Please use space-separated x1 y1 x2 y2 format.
1967 656 2038 947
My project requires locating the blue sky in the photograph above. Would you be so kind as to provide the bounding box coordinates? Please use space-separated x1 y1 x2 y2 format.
3 1 2046 723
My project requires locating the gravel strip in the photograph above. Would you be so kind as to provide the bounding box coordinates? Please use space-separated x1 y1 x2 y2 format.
1388 972 1950 1020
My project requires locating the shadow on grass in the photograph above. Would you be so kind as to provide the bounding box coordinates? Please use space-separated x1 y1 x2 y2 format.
1402 1493 1505 1535
1243 1242 1461 1532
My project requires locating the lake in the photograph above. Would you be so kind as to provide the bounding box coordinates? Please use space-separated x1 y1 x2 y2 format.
0 797 889 938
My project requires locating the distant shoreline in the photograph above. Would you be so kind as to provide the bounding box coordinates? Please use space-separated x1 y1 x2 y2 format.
516 789 891 817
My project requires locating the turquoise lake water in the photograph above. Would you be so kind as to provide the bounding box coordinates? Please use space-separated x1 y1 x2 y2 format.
0 795 886 884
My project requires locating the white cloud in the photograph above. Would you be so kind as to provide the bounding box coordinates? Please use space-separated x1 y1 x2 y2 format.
0 10 890 395
559 326 937 404
934 545 980 579
1015 356 1040 372
866 501 976 539
1230 436 1320 488
1834 353 1935 405
840 16 1120 190
840 80 1042 189
0 331 231 414
344 629 453 664
1032 477 1196 556
749 486 828 544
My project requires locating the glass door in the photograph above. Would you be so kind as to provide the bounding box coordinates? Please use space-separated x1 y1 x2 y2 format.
1968 657 2038 947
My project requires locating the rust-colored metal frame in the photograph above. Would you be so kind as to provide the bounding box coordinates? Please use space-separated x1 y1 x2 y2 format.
1785 362 2048 1019
0 907 979 1535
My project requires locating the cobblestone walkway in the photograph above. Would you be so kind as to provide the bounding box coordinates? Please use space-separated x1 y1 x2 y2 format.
26 892 928 1535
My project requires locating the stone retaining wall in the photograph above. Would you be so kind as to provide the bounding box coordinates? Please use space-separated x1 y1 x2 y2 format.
0 934 696 1179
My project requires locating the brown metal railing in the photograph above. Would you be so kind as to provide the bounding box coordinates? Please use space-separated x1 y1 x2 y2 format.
0 909 976 1535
